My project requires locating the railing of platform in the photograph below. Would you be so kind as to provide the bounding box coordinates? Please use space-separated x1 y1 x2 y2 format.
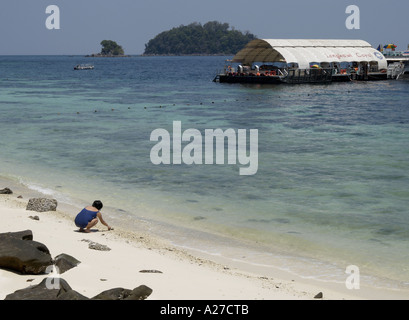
284 68 333 84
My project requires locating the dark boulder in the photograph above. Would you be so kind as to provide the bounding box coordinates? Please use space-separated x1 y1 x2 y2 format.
126 285 153 300
4 277 73 300
57 289 89 300
91 285 153 300
5 279 152 300
54 253 81 274
91 287 132 300
1 230 33 241
0 187 13 194
0 231 53 274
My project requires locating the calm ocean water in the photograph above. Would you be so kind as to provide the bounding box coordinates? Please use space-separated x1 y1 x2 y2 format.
1 56 408 289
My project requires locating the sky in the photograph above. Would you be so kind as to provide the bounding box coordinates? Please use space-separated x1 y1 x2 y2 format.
0 0 408 55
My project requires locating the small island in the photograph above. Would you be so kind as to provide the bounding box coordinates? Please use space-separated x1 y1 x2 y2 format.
86 40 130 57
143 21 257 56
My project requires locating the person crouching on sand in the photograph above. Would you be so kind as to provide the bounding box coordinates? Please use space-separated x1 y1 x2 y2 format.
75 200 113 233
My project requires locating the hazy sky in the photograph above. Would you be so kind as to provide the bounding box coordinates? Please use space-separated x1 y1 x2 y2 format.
0 0 408 55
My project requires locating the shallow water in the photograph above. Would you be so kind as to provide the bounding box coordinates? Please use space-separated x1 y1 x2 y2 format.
1 56 409 289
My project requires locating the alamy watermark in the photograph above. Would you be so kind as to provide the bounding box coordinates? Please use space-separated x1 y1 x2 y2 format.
45 265 61 290
345 265 360 290
345 5 360 30
45 5 60 30
150 121 258 176
44 5 360 31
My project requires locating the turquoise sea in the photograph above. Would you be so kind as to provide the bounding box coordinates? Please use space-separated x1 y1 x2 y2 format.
1 56 408 290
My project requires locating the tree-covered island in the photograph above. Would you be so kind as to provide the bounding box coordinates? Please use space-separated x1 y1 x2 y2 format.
143 21 257 55
86 40 130 57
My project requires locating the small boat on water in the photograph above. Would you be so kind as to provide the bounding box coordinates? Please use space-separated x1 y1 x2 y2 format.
74 64 94 70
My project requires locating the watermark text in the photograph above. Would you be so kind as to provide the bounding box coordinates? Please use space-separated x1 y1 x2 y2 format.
45 5 60 30
345 265 360 290
150 121 258 175
345 5 360 30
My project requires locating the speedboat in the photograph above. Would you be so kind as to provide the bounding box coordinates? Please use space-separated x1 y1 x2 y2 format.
74 64 94 70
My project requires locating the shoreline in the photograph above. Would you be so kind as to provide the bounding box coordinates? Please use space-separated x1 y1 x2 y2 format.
1 186 409 300
12 176 409 294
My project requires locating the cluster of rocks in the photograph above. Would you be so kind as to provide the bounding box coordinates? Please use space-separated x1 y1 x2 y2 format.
5 278 153 300
0 188 58 212
0 191 153 300
0 230 152 300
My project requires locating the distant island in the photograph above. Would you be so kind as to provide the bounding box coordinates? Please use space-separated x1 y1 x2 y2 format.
143 21 257 56
86 40 130 57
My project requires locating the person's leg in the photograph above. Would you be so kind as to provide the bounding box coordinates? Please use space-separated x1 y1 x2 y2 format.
84 218 99 232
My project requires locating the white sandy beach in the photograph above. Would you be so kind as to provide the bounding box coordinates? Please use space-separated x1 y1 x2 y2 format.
1 193 408 301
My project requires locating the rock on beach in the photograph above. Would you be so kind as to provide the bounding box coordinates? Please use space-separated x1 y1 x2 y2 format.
0 230 53 275
26 198 58 212
0 188 13 194
4 278 152 300
54 253 81 274
1 230 152 300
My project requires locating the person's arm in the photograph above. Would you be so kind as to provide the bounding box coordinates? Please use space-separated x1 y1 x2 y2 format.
97 211 112 230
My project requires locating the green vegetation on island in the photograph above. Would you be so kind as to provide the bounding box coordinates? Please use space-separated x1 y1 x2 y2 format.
87 40 129 57
100 40 124 56
143 21 257 55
